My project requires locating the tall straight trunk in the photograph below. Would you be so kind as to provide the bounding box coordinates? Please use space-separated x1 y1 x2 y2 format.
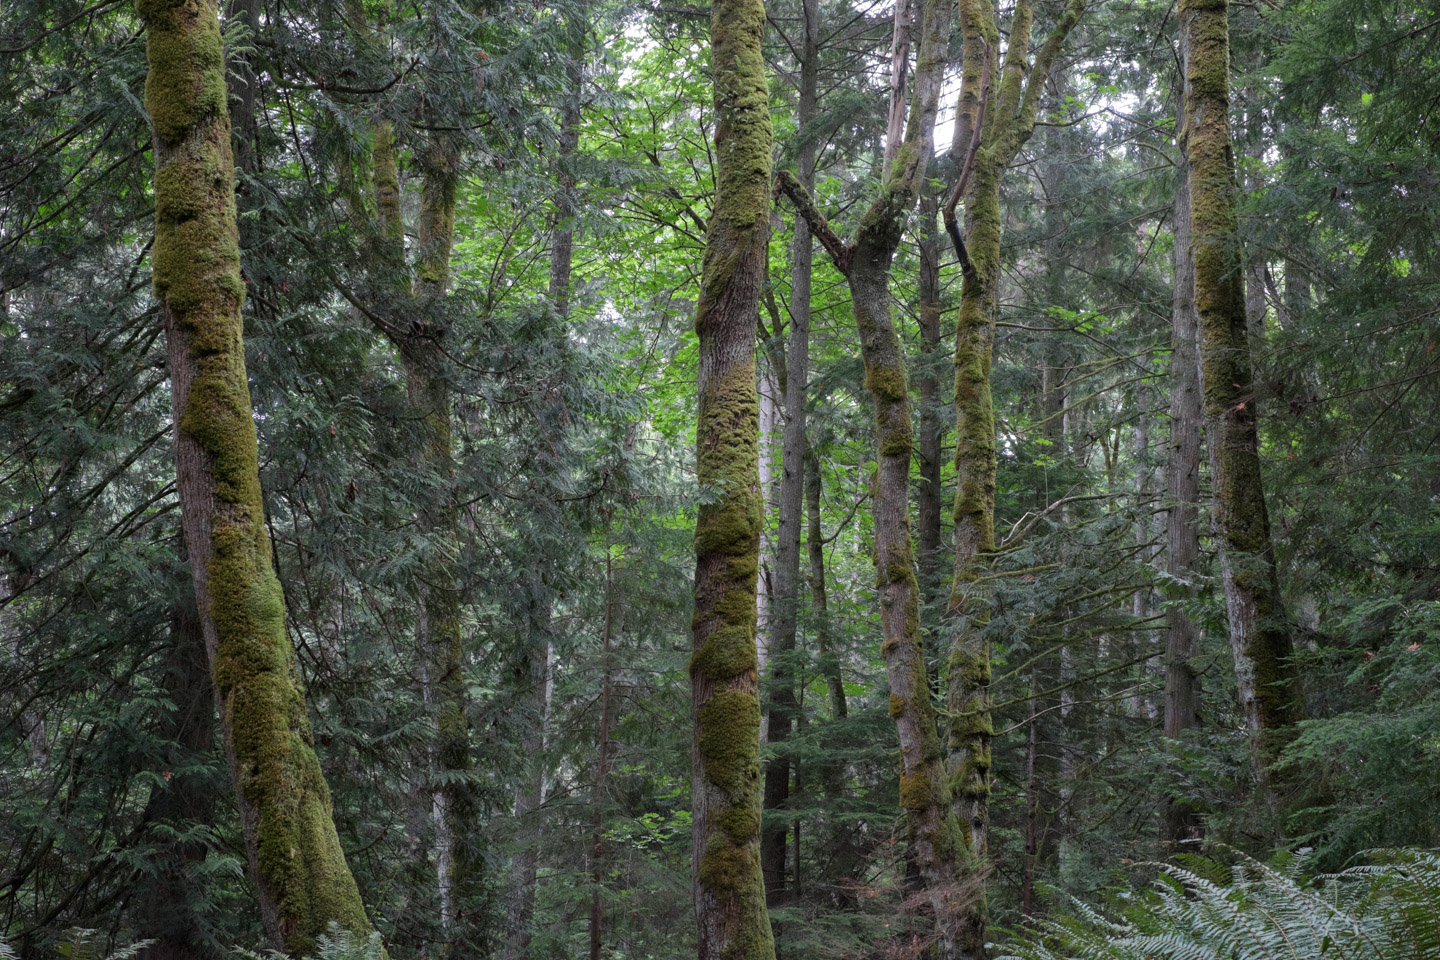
405 133 481 954
945 5 1087 956
689 0 775 953
916 193 946 617
139 588 216 960
761 0 818 905
1179 0 1298 771
784 0 962 948
805 449 846 720
140 0 378 948
1163 81 1204 846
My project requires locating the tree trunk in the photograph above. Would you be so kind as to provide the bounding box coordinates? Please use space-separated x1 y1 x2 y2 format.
1163 76 1204 846
1179 0 1299 773
777 0 962 947
689 0 775 952
140 0 378 947
806 449 846 721
761 0 817 906
590 549 622 960
916 192 947 620
847 0 962 949
945 6 1087 956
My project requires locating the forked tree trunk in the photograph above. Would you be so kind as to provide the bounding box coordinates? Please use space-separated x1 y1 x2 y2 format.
1179 0 1299 776
140 0 378 948
779 0 964 948
945 6 1086 957
689 0 776 952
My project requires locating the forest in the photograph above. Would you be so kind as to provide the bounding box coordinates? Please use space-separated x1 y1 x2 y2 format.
2 0 1439 955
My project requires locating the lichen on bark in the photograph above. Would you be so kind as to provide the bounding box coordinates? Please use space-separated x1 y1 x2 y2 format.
141 0 380 950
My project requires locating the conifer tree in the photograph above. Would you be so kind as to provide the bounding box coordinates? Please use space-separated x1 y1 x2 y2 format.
1178 0 1299 773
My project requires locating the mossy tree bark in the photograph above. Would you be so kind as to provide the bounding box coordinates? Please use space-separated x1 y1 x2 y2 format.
915 194 948 623
139 0 379 949
805 448 846 721
689 0 776 952
760 0 818 906
402 130 485 955
1163 46 1205 847
1179 0 1299 774
780 0 966 950
944 3 1086 956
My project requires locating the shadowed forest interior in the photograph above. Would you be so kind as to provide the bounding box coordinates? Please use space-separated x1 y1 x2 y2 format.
2 0 1439 956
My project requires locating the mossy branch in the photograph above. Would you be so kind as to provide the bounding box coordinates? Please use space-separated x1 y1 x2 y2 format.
774 170 852 275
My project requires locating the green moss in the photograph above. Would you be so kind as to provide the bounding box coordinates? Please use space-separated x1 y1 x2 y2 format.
689 623 758 680
141 0 381 949
698 689 761 797
865 364 908 404
899 772 933 811
889 693 905 718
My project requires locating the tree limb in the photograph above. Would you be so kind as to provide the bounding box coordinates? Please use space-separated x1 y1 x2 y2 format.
774 170 853 275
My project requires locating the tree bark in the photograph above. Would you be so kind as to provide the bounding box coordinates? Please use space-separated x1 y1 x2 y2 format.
140 0 379 947
1163 64 1204 846
916 192 947 619
689 0 776 951
805 448 846 721
944 5 1086 956
779 0 962 948
761 0 818 905
1179 0 1299 774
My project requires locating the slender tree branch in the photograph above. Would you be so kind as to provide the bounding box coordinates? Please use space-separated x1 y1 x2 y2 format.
774 170 853 275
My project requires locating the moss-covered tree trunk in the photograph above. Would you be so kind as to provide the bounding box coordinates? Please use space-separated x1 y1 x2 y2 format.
139 0 379 949
916 191 948 624
805 449 846 721
403 131 486 955
689 0 775 952
1179 0 1299 770
1164 47 1204 846
945 4 1086 956
760 0 817 905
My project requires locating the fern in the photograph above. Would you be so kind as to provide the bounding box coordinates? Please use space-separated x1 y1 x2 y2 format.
995 848 1440 960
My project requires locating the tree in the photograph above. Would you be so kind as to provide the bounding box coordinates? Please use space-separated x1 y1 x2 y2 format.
138 0 379 949
687 0 777 952
944 3 1086 955
1179 0 1298 777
